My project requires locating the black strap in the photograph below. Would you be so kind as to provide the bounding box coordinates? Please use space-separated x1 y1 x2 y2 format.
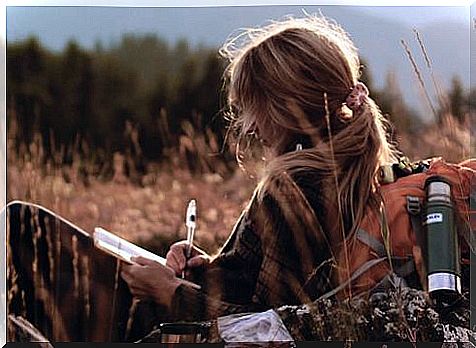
407 196 425 253
395 258 416 277
470 193 476 254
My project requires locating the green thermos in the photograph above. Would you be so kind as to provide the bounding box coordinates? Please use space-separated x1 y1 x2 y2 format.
424 176 461 298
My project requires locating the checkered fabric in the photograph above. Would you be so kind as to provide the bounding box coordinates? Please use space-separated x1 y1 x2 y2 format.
171 171 341 321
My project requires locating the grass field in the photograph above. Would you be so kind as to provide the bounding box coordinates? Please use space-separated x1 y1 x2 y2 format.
6 112 472 257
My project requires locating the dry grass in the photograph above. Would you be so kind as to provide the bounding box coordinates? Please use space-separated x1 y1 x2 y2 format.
398 113 473 163
4 106 472 345
6 108 472 256
6 133 256 255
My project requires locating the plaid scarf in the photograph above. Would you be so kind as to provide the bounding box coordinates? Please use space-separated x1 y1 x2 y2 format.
171 172 337 321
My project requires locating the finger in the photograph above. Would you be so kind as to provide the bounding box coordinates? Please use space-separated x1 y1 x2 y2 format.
121 264 136 277
166 249 180 267
121 270 132 284
175 250 187 268
170 241 203 258
169 259 184 276
121 264 132 273
169 249 187 270
187 255 209 268
171 241 202 258
131 256 157 266
129 286 148 297
120 260 133 268
168 243 186 257
129 288 148 300
165 252 175 267
170 241 188 251
166 257 181 275
171 253 187 275
122 263 143 275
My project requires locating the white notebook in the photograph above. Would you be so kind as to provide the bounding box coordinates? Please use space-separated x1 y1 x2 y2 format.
93 227 167 265
93 227 201 289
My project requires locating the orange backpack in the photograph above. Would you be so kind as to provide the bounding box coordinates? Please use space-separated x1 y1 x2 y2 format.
330 158 475 299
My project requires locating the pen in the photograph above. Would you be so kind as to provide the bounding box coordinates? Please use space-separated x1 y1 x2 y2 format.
182 199 197 279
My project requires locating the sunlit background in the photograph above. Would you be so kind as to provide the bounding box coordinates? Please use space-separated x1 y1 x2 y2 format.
6 5 474 255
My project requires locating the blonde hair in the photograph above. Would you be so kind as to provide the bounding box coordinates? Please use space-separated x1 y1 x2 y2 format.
221 14 400 238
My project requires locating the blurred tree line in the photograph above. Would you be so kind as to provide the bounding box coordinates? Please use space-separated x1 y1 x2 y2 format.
7 35 473 178
7 35 230 177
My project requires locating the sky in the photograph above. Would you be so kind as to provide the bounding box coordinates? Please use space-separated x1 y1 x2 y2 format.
4 4 474 118
6 5 469 51
363 6 468 26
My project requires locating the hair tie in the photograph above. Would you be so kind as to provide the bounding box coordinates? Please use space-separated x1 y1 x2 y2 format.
345 82 369 111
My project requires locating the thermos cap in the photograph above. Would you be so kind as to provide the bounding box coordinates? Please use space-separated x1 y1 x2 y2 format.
425 175 451 188
426 176 451 203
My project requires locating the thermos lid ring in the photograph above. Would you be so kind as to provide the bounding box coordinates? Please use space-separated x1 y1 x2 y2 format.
424 175 452 188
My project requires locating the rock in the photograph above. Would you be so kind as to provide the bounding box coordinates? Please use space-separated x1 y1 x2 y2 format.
276 287 471 342
184 287 472 343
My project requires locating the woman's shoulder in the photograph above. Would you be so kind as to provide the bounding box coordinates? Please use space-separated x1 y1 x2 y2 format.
259 168 322 199
249 168 323 221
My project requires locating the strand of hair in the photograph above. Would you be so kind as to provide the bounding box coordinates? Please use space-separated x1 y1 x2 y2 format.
324 92 352 298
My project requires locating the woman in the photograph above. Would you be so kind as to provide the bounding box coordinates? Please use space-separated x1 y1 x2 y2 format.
120 14 400 321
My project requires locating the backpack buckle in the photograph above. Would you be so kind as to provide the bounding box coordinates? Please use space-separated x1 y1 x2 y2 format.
406 196 421 215
378 165 395 184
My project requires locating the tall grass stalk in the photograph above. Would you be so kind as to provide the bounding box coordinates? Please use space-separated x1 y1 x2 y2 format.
400 39 438 120
323 92 352 298
412 28 448 112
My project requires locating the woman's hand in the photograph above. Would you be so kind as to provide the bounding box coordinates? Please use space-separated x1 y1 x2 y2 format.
166 240 211 277
121 256 180 309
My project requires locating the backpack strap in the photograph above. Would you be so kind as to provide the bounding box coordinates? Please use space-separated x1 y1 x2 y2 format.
371 258 415 293
320 255 415 300
329 198 426 298
318 257 388 301
326 229 416 298
470 190 476 238
356 228 387 258
406 195 427 290
407 196 424 247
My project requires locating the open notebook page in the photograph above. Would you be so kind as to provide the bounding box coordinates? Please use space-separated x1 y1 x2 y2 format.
93 227 167 265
